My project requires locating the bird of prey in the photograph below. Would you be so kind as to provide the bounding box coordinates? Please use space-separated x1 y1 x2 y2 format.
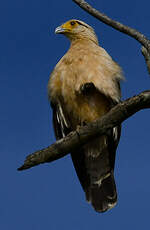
48 19 124 213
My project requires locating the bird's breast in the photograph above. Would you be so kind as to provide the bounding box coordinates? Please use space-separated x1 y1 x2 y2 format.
50 67 110 126
48 44 122 127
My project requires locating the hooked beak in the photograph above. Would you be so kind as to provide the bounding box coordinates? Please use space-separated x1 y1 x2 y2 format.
55 26 66 34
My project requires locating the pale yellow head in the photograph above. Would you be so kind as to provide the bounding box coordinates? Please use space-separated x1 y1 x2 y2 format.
55 19 98 44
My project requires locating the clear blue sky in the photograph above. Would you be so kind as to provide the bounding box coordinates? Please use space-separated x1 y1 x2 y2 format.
1 0 150 229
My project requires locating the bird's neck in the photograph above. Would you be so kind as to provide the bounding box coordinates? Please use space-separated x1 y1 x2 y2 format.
70 37 99 48
67 30 99 46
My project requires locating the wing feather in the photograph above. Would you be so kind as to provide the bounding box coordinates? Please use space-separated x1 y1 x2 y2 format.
51 101 71 140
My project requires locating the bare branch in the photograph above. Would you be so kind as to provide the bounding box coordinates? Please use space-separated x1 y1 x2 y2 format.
73 0 150 50
141 47 150 74
18 90 150 171
73 0 150 75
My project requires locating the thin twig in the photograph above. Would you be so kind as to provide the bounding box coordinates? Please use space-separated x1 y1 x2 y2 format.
18 90 150 171
73 0 150 75
141 47 150 74
73 0 150 51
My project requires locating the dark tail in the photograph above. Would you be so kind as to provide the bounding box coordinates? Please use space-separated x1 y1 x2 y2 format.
71 135 118 213
85 170 117 212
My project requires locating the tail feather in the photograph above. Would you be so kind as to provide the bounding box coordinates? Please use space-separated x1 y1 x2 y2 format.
87 171 117 212
71 134 118 213
84 136 117 212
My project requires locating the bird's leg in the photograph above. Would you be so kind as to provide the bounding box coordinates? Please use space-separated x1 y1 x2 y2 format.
79 82 96 95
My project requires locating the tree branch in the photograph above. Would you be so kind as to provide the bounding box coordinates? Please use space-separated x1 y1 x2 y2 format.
73 0 150 49
72 0 150 74
18 90 150 171
141 46 150 74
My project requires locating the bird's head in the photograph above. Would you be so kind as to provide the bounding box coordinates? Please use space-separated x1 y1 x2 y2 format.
55 19 98 44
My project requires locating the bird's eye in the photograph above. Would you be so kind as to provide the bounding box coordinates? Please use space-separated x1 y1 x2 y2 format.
70 21 76 26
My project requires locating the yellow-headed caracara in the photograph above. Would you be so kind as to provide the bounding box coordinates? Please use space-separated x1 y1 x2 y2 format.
48 19 124 213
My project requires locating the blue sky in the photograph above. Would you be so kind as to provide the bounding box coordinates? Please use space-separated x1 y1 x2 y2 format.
1 0 150 229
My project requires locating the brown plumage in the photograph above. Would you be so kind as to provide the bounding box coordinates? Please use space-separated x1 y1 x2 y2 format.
48 19 124 212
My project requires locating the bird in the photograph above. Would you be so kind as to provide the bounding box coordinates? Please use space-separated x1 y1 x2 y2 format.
48 19 124 213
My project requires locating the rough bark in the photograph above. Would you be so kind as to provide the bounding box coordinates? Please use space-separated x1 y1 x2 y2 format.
141 46 150 74
18 91 150 171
